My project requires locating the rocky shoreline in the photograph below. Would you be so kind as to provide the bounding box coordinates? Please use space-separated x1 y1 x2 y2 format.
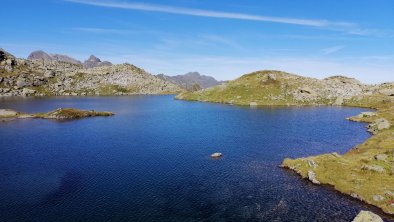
281 93 394 215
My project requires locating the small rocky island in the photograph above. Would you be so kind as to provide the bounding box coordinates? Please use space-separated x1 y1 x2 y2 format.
0 108 114 121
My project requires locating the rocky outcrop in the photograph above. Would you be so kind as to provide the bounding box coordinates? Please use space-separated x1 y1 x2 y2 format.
352 211 383 222
0 48 17 72
83 55 112 69
367 118 391 134
307 170 320 184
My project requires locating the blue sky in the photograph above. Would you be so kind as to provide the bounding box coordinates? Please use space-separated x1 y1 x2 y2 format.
1 0 394 83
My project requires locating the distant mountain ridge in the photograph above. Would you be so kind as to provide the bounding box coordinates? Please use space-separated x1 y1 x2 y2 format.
27 50 113 68
156 72 223 90
28 50 82 65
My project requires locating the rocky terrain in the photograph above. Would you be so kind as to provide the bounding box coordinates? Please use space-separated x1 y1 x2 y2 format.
156 72 224 91
0 48 183 96
0 108 113 121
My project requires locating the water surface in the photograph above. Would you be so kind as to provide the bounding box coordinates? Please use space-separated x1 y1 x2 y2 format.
0 95 391 221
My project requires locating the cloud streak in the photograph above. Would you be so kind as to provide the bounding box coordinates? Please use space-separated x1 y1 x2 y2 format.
71 27 136 34
323 45 345 55
66 0 354 28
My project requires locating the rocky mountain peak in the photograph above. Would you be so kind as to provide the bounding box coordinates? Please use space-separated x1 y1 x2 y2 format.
83 55 112 69
87 55 101 63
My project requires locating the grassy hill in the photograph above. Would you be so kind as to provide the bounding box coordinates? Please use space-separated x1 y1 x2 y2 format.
176 70 367 106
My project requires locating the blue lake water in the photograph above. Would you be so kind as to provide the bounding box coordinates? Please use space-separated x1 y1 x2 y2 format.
0 95 392 222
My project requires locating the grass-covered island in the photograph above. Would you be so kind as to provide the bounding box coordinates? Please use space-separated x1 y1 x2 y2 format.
0 108 114 121
178 70 394 215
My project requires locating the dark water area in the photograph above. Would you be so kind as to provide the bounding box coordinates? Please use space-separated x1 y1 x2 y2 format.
0 95 392 221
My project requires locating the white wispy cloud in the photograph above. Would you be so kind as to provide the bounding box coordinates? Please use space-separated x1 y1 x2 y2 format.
322 45 345 55
65 0 354 28
71 27 136 34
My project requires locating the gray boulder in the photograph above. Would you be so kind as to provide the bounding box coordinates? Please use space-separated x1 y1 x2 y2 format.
375 154 388 161
361 165 385 173
44 70 56 78
372 195 384 202
16 78 32 88
21 88 36 96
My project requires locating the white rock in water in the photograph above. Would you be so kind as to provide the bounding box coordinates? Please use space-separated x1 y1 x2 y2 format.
211 153 223 158
352 210 383 222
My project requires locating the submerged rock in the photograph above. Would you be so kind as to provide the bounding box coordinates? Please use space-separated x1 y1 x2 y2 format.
352 210 383 222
